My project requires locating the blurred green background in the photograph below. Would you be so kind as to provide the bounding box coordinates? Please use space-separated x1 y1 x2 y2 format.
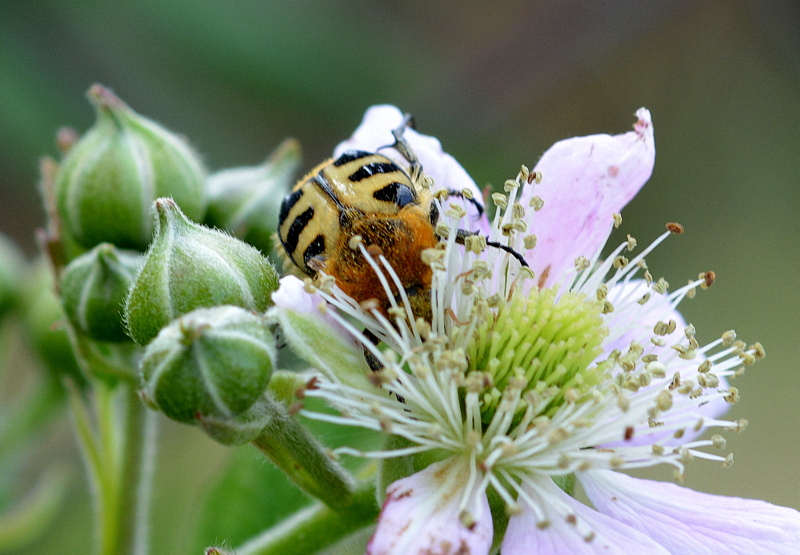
1 1 798 553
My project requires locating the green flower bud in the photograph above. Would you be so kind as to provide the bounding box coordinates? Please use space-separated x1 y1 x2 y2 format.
60 243 141 342
124 198 279 345
205 138 301 254
54 84 206 251
139 305 276 424
22 261 86 387
0 232 26 319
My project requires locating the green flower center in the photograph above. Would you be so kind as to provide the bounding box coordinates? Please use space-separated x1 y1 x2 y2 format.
466 287 609 425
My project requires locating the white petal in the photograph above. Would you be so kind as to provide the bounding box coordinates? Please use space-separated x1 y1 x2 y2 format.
580 469 800 554
367 457 493 555
502 475 668 554
334 105 487 230
521 109 655 288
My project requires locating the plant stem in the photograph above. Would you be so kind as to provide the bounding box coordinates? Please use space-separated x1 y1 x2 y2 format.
233 481 378 555
70 382 156 555
250 395 355 511
115 387 156 555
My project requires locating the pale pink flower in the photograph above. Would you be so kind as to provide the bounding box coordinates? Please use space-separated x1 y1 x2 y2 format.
271 106 799 553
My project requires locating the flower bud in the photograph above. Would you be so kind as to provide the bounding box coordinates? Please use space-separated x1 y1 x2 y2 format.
139 306 275 424
0 232 26 320
205 138 300 255
60 243 141 342
54 84 206 251
22 261 86 387
124 198 279 345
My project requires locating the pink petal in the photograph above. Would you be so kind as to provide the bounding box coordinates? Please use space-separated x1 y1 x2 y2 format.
501 475 668 554
367 457 493 555
271 275 359 351
521 108 655 288
335 105 487 229
580 469 800 554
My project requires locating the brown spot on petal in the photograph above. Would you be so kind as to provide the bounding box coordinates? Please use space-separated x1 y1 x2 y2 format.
608 165 620 178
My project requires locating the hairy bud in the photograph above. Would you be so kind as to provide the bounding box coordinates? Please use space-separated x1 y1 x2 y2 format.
124 198 278 345
54 84 206 251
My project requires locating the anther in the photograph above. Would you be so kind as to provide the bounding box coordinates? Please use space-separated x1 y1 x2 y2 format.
348 235 363 250
303 278 318 294
711 435 727 449
446 203 467 219
359 298 381 311
652 278 669 294
518 266 535 281
739 352 756 366
492 192 508 209
721 330 736 346
523 235 537 250
656 390 673 411
700 271 716 289
646 361 667 377
653 320 676 336
366 244 384 258
626 234 637 251
504 179 519 192
528 196 544 210
574 256 590 271
666 222 684 234
613 213 622 228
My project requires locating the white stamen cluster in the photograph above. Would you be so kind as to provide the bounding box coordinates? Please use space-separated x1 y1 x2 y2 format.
298 168 761 531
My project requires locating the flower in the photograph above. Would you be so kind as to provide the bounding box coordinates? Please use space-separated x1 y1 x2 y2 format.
272 106 800 553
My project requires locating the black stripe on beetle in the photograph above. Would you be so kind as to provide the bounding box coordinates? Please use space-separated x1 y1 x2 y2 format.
284 206 314 255
348 162 402 182
333 150 373 167
303 234 326 268
373 182 417 208
278 188 304 227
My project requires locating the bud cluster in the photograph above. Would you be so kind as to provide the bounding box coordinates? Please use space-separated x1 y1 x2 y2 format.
39 84 295 425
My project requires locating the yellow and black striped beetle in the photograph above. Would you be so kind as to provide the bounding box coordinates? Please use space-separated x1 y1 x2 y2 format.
277 119 526 323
